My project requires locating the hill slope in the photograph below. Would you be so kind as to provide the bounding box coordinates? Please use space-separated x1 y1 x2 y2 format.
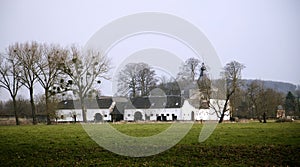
242 79 297 94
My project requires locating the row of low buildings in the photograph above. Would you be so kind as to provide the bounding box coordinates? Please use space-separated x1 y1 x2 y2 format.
55 95 230 122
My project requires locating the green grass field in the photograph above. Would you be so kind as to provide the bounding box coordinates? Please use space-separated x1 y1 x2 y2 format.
0 122 299 166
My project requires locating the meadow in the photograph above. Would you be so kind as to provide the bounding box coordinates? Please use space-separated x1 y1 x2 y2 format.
0 122 299 166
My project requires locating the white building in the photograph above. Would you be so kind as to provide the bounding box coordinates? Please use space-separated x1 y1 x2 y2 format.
123 96 182 121
55 97 115 122
55 96 230 122
123 96 230 121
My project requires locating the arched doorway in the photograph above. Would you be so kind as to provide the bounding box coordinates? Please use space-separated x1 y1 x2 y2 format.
95 113 103 122
191 111 195 121
134 111 143 121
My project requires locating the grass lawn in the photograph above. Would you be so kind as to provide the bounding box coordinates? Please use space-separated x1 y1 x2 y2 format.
0 122 299 166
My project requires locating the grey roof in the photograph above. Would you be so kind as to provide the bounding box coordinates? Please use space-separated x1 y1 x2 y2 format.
57 96 184 110
125 96 183 109
57 97 113 109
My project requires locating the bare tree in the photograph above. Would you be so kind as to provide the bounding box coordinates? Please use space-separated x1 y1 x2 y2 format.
12 42 41 125
137 63 157 96
117 63 157 97
177 58 210 99
247 80 263 119
1 97 32 118
34 93 60 123
117 63 140 97
35 44 68 124
177 57 201 81
0 51 23 125
247 81 284 122
157 76 181 96
204 78 229 120
219 61 245 123
261 88 283 121
62 46 110 122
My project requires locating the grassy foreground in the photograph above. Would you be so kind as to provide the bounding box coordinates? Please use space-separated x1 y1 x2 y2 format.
0 122 299 166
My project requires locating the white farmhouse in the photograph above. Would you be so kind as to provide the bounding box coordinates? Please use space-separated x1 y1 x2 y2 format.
56 97 115 122
55 96 230 122
123 96 182 121
123 96 230 121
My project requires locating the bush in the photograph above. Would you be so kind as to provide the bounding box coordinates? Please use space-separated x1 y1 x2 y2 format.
275 118 294 123
230 117 239 122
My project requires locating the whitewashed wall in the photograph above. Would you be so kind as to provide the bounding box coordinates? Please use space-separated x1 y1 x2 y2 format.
56 99 230 122
124 108 181 121
56 109 111 122
208 99 230 121
123 99 230 121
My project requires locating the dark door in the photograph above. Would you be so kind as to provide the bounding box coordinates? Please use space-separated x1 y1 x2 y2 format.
191 111 195 121
134 111 143 121
95 113 103 122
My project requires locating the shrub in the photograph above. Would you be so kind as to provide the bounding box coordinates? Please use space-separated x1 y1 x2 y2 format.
275 118 294 123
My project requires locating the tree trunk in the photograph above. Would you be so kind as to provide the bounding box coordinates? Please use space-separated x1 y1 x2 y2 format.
219 93 232 123
73 114 77 123
46 101 51 125
12 97 19 125
219 113 225 123
257 117 262 123
45 91 51 125
263 112 267 123
132 86 136 98
81 99 87 123
219 99 228 123
29 87 37 125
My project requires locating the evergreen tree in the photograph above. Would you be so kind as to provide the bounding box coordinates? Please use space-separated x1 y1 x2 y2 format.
285 91 296 115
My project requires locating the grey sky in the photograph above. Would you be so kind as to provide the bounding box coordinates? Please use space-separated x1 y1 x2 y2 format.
0 0 299 99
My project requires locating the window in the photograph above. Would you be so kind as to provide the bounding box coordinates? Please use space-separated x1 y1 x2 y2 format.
128 114 130 117
150 114 154 116
104 115 107 117
167 114 169 116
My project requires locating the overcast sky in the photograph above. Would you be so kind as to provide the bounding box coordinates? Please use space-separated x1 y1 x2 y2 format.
0 0 299 99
